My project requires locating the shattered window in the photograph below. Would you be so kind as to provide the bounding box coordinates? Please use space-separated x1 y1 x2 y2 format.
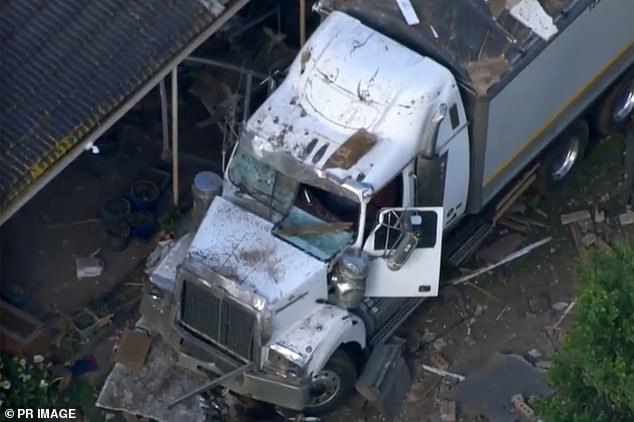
228 146 298 215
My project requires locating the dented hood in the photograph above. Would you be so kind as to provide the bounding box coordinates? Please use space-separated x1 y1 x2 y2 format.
186 196 327 305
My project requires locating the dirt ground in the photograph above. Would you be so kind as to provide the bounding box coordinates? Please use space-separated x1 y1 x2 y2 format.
322 133 633 422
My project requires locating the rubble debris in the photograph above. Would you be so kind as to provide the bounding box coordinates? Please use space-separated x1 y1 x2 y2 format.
499 218 529 233
526 349 543 366
421 364 465 382
474 304 488 316
429 351 450 370
553 300 576 329
528 294 551 315
581 232 597 247
510 394 537 421
560 210 591 225
533 207 549 219
551 301 569 311
439 400 457 422
569 224 588 262
495 304 510 321
395 0 421 25
115 329 152 372
618 211 634 226
594 206 606 223
449 237 552 286
433 338 448 352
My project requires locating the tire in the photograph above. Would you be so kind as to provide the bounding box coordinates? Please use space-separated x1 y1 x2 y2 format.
538 119 589 193
593 72 634 136
303 349 358 416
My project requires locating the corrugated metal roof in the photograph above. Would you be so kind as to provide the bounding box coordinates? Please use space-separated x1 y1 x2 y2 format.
0 0 242 219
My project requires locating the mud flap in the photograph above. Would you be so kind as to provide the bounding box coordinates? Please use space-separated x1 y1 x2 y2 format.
355 341 412 420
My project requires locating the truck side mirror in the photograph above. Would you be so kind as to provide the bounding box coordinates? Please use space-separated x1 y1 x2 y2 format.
369 209 425 270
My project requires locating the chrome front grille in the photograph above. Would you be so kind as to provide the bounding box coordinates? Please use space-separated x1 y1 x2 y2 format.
180 280 257 361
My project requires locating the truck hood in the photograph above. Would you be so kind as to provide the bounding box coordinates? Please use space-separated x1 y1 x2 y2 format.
186 196 328 307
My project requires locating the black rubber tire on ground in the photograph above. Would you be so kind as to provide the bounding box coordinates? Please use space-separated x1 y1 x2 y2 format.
537 119 589 194
303 349 358 416
592 71 634 137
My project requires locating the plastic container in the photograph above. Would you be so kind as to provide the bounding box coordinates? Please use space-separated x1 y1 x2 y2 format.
99 197 131 224
105 221 131 252
130 211 158 242
190 171 223 231
130 180 160 212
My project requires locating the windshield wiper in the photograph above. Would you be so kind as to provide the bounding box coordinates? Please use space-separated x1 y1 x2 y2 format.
278 222 353 237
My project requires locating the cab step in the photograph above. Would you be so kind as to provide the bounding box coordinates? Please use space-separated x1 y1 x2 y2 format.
444 217 494 268
369 298 422 346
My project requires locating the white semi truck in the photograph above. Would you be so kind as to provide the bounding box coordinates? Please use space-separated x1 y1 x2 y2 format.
141 0 634 415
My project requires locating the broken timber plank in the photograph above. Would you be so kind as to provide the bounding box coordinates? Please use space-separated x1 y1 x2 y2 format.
498 218 529 233
569 224 588 263
505 214 550 228
618 211 634 226
560 210 591 225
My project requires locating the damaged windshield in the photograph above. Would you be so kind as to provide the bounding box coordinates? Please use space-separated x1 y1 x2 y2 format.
228 145 298 215
228 144 357 260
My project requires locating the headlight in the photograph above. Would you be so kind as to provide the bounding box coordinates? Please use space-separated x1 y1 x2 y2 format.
265 344 305 379
142 283 171 316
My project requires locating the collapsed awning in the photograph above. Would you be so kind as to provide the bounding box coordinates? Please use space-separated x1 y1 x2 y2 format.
0 0 250 226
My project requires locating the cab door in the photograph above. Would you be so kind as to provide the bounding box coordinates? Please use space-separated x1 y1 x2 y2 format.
362 207 444 297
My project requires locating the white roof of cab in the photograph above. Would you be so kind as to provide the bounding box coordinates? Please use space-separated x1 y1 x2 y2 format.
246 11 456 191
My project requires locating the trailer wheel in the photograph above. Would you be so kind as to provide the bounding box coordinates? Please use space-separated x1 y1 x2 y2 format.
538 120 589 192
303 349 358 416
593 73 634 136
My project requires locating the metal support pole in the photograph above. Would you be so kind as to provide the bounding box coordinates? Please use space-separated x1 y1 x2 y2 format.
171 68 179 208
243 73 253 123
159 79 170 161
299 0 306 46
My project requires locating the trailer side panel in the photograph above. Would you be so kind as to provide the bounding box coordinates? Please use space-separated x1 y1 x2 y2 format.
479 0 633 208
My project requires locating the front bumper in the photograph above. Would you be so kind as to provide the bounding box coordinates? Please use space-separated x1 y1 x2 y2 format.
141 293 311 410
177 324 311 410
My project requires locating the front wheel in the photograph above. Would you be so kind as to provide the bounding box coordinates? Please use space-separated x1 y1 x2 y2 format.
303 349 358 416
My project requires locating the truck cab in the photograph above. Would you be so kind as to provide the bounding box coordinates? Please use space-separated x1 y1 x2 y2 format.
142 11 466 413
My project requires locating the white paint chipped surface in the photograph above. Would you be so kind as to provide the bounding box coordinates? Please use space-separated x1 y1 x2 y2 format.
247 11 455 190
187 197 327 304
149 234 194 291
509 0 559 41
270 304 360 371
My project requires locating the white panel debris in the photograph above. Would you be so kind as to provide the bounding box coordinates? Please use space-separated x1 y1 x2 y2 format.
395 0 420 26
509 0 559 41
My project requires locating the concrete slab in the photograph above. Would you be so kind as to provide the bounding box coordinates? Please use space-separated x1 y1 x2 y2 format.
447 353 553 422
97 337 209 422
